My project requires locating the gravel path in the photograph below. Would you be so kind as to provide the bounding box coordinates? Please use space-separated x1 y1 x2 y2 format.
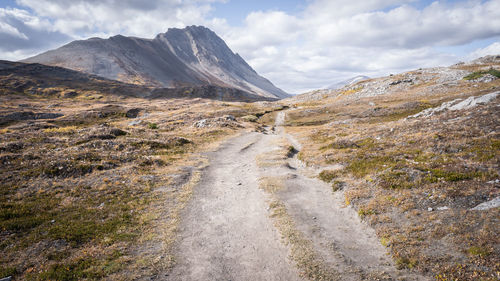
167 132 302 281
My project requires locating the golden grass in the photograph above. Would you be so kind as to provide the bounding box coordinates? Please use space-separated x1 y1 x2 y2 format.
44 126 78 133
258 176 286 193
269 200 340 280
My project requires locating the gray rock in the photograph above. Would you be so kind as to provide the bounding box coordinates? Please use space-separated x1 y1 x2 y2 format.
128 120 142 126
471 196 500 211
408 91 499 119
0 111 64 122
62 90 78 98
110 128 127 136
194 119 208 128
126 108 141 118
223 115 236 121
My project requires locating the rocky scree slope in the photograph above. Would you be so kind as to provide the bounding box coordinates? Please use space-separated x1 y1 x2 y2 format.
23 26 288 99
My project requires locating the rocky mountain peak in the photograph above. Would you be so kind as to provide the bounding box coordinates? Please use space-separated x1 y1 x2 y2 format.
23 26 288 99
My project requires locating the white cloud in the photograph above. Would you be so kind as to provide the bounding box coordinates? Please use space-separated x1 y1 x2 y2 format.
0 21 27 39
0 7 69 52
467 42 500 60
1 0 500 93
15 0 225 38
216 0 500 93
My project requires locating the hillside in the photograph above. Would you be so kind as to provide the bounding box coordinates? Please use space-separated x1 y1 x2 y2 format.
277 55 500 280
22 26 289 99
0 60 276 102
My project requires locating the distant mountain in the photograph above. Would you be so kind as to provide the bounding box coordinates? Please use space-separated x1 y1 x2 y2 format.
328 75 370 89
23 26 289 99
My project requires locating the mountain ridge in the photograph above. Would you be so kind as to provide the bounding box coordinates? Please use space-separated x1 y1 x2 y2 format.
23 25 289 99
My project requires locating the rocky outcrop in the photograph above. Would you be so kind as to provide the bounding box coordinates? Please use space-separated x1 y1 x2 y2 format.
408 91 499 119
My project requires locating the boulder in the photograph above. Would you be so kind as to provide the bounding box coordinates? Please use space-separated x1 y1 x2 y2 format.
126 108 141 118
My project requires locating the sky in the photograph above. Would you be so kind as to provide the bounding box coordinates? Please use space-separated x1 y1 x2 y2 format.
1 0 500 94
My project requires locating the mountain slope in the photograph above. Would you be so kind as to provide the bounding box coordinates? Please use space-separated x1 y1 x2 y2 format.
23 26 289 99
0 60 276 102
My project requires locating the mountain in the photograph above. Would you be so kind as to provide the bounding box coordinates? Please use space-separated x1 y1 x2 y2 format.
328 75 370 89
22 26 289 99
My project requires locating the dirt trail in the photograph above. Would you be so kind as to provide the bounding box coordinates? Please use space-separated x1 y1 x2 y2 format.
168 111 428 280
167 132 302 281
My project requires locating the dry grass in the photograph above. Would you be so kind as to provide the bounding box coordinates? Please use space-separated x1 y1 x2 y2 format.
0 94 252 280
43 126 79 133
258 176 286 193
255 138 290 168
268 200 340 280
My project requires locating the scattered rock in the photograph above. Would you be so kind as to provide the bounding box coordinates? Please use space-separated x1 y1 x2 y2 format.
471 196 500 211
0 111 64 123
126 108 141 118
469 74 498 83
223 115 236 121
110 128 127 136
194 119 208 128
193 115 241 128
128 120 142 126
62 90 78 98
89 134 116 140
389 78 412 86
